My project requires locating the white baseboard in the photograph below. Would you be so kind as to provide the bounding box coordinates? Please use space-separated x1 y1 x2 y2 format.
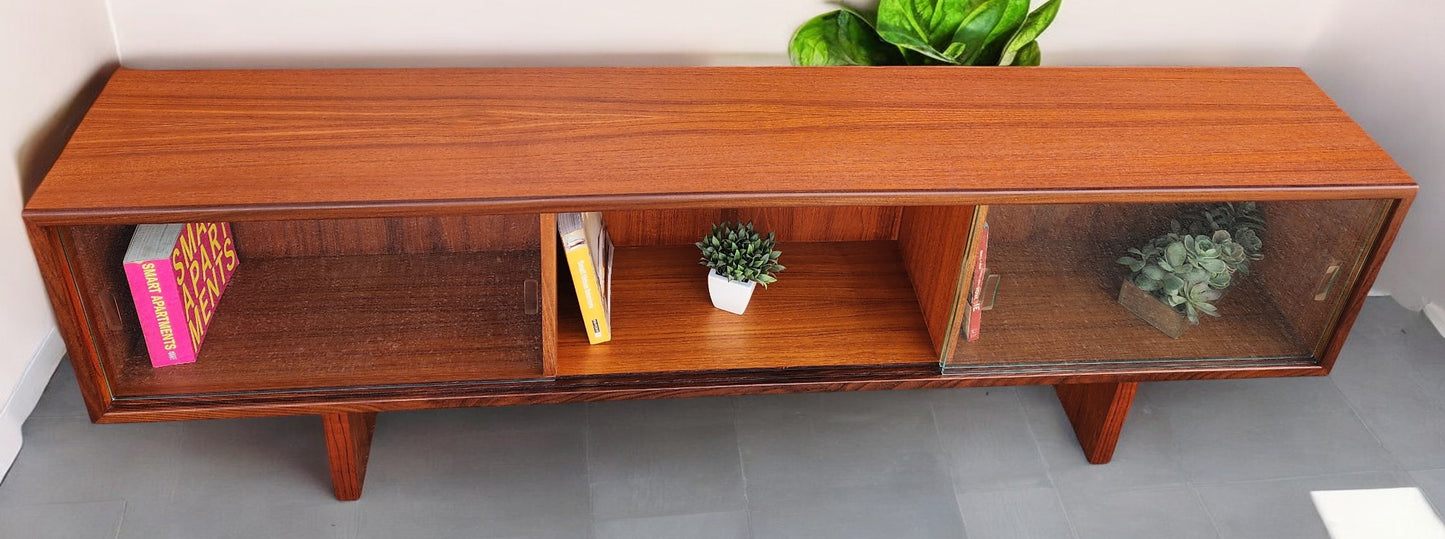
0 329 66 481
1425 303 1445 340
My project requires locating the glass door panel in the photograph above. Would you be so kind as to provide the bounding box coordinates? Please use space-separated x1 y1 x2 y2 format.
943 199 1391 373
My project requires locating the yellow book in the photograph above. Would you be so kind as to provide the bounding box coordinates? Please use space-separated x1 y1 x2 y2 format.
557 212 613 344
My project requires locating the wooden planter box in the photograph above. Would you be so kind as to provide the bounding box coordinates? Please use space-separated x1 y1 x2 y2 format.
1118 280 1190 338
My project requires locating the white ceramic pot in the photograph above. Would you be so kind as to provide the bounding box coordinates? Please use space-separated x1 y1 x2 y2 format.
707 270 756 315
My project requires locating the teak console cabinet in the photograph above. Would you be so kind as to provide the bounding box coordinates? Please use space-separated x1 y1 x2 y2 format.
24 67 1416 501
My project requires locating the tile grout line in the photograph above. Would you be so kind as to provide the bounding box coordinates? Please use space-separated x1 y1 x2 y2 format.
350 499 362 539
581 402 599 529
1186 482 1229 539
112 499 126 539
1324 371 1409 474
1013 387 1083 539
1146 383 1205 493
925 393 972 538
1190 470 1416 489
1406 469 1445 523
1161 374 1405 538
732 397 756 539
1150 381 1306 537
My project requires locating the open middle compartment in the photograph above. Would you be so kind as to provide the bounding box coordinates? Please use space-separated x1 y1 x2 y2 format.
554 206 978 376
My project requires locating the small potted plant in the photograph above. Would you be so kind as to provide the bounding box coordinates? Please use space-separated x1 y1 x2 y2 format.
1116 203 1266 337
696 222 785 315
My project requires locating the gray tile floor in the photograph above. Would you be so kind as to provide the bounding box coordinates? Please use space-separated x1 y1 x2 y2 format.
2 298 1443 538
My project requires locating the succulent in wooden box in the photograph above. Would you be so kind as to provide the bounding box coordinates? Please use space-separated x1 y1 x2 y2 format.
697 221 785 287
1117 203 1266 324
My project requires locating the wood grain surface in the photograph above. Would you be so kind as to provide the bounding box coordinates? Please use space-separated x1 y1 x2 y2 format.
1252 199 1389 355
604 209 731 247
233 215 539 258
604 207 902 247
896 206 977 358
555 242 936 376
92 361 1327 424
29 223 114 420
100 250 546 397
949 238 1315 368
322 412 376 501
1055 382 1138 464
540 214 557 377
1315 196 1413 372
25 67 1416 224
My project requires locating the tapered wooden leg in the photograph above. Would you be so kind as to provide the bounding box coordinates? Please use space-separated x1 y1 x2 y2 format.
1054 382 1138 464
323 412 377 501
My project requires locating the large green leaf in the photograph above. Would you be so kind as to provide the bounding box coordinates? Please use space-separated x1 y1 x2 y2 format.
836 4 881 29
876 0 983 64
999 0 1061 66
789 9 905 66
970 0 1028 64
986 0 1031 46
1009 40 1041 66
954 0 1029 65
948 0 1007 63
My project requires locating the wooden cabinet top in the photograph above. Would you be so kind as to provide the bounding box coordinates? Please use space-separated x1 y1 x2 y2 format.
25 66 1415 224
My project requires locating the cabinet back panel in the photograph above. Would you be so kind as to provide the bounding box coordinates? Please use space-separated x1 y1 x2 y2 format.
604 207 901 247
61 222 547 398
233 215 539 259
987 203 1177 247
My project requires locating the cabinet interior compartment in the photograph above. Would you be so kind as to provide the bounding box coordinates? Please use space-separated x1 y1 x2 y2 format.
946 199 1391 372
553 206 978 376
61 214 550 398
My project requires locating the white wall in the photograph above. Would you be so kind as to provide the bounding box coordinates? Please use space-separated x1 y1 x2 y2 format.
1304 0 1445 329
1044 0 1343 66
109 0 828 67
0 0 117 476
110 0 1339 68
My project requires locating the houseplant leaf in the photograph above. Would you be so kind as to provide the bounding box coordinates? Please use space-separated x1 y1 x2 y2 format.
876 0 982 64
978 0 1030 64
1009 40 1041 66
999 0 1061 65
952 0 1028 65
790 9 906 66
1164 241 1186 268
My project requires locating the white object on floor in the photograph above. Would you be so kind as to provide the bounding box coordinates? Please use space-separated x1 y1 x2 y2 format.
1313 487 1445 539
707 270 756 315
1425 302 1445 340
1 329 66 480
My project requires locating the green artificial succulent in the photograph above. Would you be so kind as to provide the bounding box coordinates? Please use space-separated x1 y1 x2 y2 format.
697 222 786 287
1117 203 1267 324
789 0 1062 67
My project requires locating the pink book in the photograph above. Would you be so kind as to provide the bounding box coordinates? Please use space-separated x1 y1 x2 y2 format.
123 223 239 367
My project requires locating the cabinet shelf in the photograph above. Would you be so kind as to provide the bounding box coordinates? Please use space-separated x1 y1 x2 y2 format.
105 251 545 398
951 241 1310 371
556 242 937 376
